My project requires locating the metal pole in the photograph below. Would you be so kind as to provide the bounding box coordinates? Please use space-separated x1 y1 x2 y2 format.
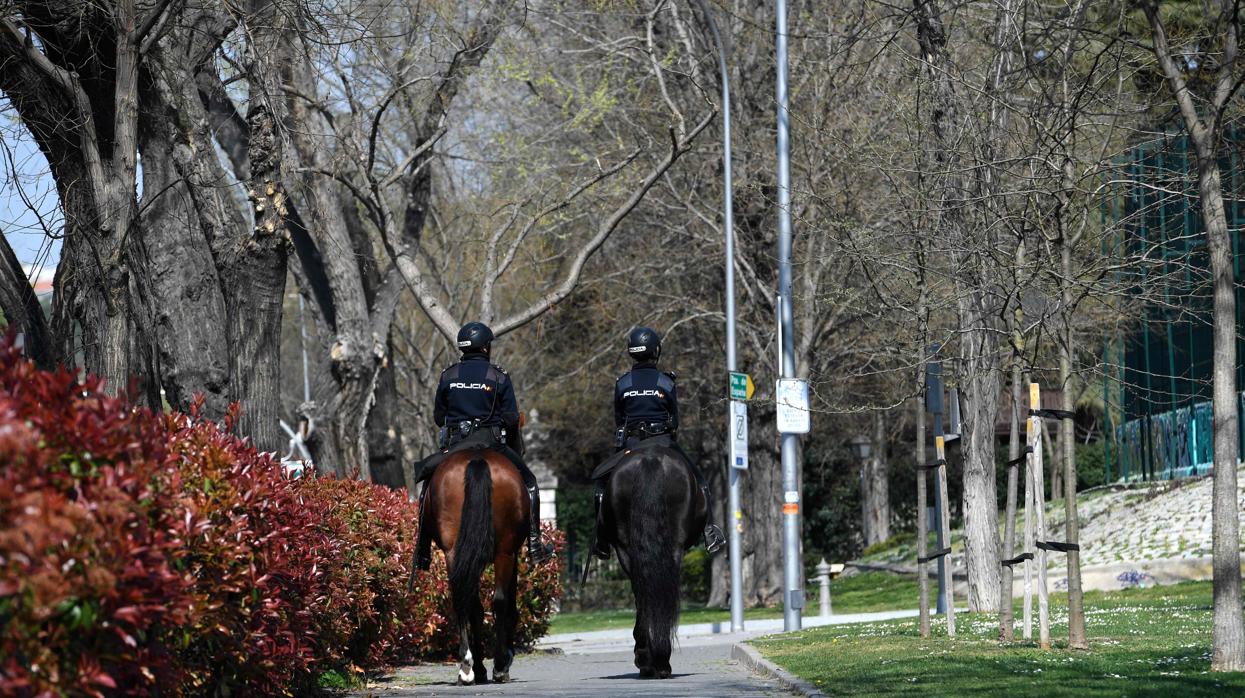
694 0 746 634
776 0 803 633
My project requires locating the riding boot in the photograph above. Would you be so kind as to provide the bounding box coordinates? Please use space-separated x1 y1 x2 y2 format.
590 487 611 560
415 484 433 571
526 485 553 564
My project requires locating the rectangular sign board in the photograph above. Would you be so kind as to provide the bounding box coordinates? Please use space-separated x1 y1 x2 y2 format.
729 371 755 401
776 378 811 434
730 400 748 469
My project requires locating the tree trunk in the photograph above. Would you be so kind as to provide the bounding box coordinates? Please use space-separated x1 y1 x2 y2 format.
231 4 291 452
862 410 890 546
138 52 233 419
368 339 409 490
913 0 1000 613
1061 240 1087 649
999 300 1024 640
1143 0 1244 667
739 408 785 606
958 310 1002 612
1200 150 1245 671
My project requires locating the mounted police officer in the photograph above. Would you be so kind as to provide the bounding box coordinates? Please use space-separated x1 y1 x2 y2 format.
413 322 551 568
590 326 726 559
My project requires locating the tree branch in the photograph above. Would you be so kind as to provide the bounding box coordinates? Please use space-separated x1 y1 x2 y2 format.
0 231 53 369
491 111 713 336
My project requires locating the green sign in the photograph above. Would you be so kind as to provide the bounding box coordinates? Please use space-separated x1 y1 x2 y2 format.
729 372 755 400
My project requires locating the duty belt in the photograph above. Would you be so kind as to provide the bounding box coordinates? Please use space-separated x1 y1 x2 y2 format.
624 421 674 438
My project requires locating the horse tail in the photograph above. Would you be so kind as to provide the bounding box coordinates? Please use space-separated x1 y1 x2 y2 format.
450 458 495 623
629 455 681 661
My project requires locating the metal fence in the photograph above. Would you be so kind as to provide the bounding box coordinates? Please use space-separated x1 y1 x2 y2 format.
1113 398 1222 481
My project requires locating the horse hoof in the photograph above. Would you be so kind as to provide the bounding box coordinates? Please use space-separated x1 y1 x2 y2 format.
638 666 656 679
493 672 510 684
457 667 475 685
657 668 672 680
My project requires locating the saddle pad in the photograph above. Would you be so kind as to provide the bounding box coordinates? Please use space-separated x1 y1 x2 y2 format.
590 442 689 481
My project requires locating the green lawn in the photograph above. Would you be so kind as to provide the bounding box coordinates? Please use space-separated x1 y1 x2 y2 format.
751 580 1245 697
549 572 919 635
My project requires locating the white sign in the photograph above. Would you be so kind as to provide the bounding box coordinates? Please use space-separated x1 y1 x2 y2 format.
776 378 811 434
730 400 748 470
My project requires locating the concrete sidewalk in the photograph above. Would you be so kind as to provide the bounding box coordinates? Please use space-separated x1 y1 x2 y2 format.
539 608 920 654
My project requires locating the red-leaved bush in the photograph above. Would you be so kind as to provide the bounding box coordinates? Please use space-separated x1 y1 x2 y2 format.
0 339 563 696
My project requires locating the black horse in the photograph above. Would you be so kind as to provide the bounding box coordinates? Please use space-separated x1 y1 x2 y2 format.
600 446 707 679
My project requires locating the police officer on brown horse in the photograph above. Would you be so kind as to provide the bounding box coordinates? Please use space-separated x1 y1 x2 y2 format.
413 322 551 568
590 326 726 559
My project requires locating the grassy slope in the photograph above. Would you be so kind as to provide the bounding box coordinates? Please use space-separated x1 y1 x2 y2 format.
751 580 1245 697
549 572 919 635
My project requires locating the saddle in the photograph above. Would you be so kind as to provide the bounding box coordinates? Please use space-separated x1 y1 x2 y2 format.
591 436 686 482
416 428 518 484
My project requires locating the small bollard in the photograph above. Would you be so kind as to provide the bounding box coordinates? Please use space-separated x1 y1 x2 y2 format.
817 558 832 617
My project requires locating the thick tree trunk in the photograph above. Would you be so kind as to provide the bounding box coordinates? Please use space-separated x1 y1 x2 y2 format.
138 53 233 418
958 302 1002 612
230 109 289 451
231 6 291 452
368 342 408 490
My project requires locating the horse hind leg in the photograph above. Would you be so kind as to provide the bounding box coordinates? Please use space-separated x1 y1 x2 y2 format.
491 553 519 683
632 600 654 678
456 624 475 685
469 593 488 683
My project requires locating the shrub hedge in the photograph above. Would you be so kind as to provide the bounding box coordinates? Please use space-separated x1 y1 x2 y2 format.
0 341 561 696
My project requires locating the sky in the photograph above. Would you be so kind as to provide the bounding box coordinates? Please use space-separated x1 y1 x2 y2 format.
1 122 62 284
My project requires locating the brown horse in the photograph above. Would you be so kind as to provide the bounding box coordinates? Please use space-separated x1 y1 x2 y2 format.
422 448 529 685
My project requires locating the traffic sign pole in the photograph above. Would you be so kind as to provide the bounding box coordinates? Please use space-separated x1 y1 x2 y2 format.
697 0 746 634
776 0 803 633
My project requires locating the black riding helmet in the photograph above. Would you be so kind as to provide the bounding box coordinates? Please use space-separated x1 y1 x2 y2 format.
457 321 494 354
627 326 661 362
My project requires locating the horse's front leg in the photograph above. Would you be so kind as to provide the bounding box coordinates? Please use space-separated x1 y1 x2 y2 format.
491 552 519 683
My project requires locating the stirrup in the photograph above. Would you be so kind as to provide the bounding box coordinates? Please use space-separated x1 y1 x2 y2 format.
704 524 726 555
590 533 611 560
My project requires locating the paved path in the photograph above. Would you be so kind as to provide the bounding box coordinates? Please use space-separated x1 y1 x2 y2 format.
350 609 920 697
351 641 789 697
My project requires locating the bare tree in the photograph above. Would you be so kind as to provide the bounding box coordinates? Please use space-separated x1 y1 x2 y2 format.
1143 0 1244 672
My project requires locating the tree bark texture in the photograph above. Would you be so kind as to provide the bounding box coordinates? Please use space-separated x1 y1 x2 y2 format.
862 409 890 546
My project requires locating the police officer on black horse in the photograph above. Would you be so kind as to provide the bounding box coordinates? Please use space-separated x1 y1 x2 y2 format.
413 322 552 568
590 326 726 559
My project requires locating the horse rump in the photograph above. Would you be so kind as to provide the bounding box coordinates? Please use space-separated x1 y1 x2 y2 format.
449 458 495 624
